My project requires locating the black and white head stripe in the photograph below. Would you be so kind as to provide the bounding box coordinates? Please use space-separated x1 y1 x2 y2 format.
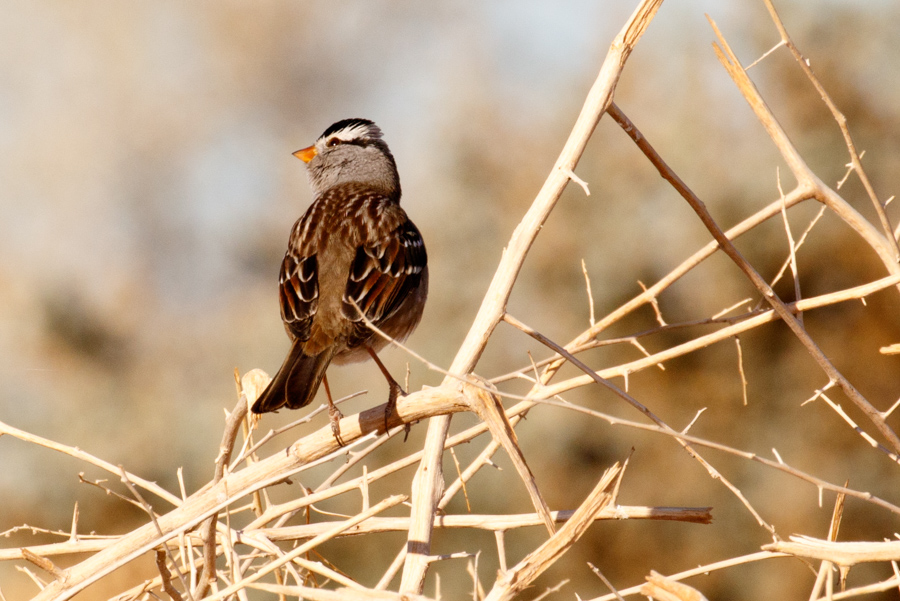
319 118 383 144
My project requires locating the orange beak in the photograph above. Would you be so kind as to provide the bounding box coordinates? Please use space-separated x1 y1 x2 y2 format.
293 144 317 163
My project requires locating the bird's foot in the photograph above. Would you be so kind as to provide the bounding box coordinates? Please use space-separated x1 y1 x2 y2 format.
384 380 411 440
328 402 345 447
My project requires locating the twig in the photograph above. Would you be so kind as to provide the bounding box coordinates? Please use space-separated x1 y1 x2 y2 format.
483 464 620 601
156 549 184 601
30 387 468 601
582 259 596 327
118 467 194 601
462 377 555 534
530 274 900 402
205 494 407 601
735 337 748 406
777 168 803 324
0 420 181 507
502 312 776 533
765 537 900 566
535 398 900 517
608 99 900 454
20 549 65 581
759 0 900 261
588 551 788 601
401 0 664 591
641 571 709 601
588 563 626 601
195 375 254 598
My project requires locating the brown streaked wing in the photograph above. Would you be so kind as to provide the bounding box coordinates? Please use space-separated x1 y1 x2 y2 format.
279 251 318 341
342 219 426 335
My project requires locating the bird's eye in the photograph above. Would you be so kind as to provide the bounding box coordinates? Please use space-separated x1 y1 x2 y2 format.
326 138 340 147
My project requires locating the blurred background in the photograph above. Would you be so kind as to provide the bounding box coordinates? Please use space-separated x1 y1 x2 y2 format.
2 0 899 599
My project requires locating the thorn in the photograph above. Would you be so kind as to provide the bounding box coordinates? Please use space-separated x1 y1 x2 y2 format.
562 167 590 196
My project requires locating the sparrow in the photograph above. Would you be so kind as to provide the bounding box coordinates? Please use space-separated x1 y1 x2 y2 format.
252 118 428 443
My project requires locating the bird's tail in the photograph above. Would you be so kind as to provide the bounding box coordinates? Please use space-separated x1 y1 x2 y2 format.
252 340 335 413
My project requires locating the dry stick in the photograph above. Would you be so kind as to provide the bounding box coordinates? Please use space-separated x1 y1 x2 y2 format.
641 571 709 601
770 205 826 289
514 186 812 393
809 488 847 601
607 99 900 455
399 0 664 592
710 20 898 274
765 537 900 567
195 386 251 599
155 549 184 601
244 402 507 533
534 274 900 405
379 426 524 590
815 392 900 464
735 337 749 406
0 420 181 507
537 398 900 517
110 527 316 601
502 313 776 535
244 583 435 601
810 577 900 601
588 563 626 601
205 495 407 601
30 388 469 601
118 468 194 601
462 379 556 535
760 0 900 259
483 464 620 601
19 550 64 582
777 170 803 325
588 551 789 601
251 506 711 542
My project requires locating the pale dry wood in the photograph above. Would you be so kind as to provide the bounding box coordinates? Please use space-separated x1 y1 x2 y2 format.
810 576 900 601
538 398 900 517
0 420 181 508
589 551 789 601
401 0 664 590
1 506 708 562
508 185 813 395
609 99 900 453
254 506 711 541
462 378 555 535
641 571 709 601
20 549 64 582
195 370 261 599
534 274 900 402
760 0 900 260
764 537 900 567
483 464 620 601
707 20 899 271
503 313 776 534
204 495 407 601
246 582 436 601
29 387 467 601
809 488 847 601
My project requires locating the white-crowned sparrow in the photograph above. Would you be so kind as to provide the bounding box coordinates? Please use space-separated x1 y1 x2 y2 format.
252 119 428 442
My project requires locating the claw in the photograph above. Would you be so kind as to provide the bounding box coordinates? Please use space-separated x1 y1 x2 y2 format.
384 380 405 433
328 401 345 446
323 374 344 446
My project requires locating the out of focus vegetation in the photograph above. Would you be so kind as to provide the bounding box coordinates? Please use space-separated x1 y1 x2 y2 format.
1 1 898 599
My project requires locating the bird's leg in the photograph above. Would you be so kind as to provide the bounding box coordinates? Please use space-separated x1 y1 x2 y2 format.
366 347 406 435
323 375 344 446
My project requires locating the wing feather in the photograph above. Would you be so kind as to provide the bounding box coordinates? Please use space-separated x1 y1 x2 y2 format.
342 219 426 336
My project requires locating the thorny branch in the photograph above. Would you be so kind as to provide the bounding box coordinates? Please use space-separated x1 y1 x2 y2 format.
2 2 899 601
